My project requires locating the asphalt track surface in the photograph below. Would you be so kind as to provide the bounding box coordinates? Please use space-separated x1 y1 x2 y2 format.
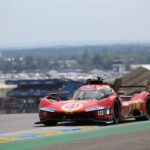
0 113 150 150
0 113 39 133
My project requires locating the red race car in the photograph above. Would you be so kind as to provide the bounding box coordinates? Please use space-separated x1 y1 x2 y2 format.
35 78 150 126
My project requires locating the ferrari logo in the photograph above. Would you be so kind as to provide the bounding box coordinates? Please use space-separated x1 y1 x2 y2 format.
61 100 83 112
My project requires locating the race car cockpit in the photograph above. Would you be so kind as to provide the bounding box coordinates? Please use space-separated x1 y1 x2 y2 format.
73 87 113 100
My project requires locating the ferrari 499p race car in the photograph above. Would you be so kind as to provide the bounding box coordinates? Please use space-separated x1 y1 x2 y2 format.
35 78 150 126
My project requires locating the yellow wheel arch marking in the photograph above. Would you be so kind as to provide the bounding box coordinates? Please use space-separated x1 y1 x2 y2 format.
135 101 140 109
129 100 141 111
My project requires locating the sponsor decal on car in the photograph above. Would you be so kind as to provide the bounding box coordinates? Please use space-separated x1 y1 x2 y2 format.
61 100 83 113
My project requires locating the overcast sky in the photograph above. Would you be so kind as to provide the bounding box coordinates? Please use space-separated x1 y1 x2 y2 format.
0 0 150 48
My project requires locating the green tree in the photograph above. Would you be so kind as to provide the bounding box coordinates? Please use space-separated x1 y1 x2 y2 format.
79 49 90 69
91 52 103 69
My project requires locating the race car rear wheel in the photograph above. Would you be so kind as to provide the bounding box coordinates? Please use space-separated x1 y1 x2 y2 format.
112 100 121 124
44 121 58 126
145 97 150 120
135 97 150 121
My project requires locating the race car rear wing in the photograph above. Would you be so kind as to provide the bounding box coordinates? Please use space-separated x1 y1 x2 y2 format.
113 78 150 93
86 77 150 93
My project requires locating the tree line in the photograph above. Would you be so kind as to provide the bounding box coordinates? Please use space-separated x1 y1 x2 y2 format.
0 44 150 73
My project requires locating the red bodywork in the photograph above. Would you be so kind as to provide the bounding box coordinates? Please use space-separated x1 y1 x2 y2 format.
36 84 150 125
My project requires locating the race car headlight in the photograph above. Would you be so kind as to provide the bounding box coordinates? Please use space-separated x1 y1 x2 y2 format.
40 107 55 112
85 106 104 112
97 107 110 116
106 108 110 115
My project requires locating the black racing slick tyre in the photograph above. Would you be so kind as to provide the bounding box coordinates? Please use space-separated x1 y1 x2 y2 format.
44 121 58 126
112 100 121 124
143 97 150 120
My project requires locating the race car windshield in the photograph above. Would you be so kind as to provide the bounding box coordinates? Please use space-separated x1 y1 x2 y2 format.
73 89 110 100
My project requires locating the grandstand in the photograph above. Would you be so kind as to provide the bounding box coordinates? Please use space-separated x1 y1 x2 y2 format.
3 79 83 113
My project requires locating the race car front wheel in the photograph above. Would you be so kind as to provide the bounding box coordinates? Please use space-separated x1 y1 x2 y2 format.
112 100 121 124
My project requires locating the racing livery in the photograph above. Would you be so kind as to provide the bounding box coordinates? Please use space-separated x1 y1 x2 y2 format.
35 78 150 126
